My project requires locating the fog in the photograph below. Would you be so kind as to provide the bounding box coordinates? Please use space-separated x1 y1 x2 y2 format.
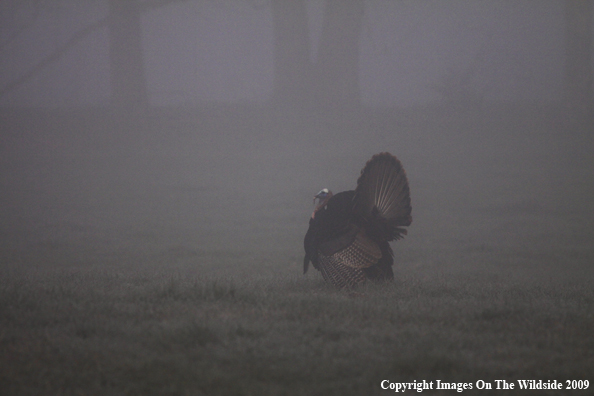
1 1 593 283
2 1 585 107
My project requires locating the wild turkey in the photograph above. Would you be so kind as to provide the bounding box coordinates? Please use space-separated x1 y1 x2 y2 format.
303 152 412 289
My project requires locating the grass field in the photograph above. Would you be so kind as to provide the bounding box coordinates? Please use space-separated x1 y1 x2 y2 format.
1 105 593 395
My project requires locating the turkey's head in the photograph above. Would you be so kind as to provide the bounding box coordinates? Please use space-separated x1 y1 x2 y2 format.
312 188 333 218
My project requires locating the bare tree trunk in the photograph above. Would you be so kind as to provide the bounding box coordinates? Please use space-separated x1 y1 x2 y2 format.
564 0 593 114
109 0 149 110
270 0 312 108
315 0 364 110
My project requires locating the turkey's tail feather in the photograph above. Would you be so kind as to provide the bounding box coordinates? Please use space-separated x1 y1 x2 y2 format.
317 229 382 289
362 241 394 282
318 254 367 289
354 152 412 240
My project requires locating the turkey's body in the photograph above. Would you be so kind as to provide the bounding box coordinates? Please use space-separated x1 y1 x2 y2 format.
303 153 412 289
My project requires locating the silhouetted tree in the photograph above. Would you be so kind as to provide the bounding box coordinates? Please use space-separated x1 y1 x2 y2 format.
314 0 364 110
564 0 593 113
108 0 148 110
270 0 312 108
270 0 364 110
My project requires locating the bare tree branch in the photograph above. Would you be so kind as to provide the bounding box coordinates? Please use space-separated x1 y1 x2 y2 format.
0 16 108 98
0 0 192 99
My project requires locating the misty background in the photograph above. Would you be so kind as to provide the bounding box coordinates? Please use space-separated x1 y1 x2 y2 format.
1 1 592 107
1 0 593 282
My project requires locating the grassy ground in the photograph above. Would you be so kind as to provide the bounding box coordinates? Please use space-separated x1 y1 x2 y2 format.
1 270 593 395
1 105 593 395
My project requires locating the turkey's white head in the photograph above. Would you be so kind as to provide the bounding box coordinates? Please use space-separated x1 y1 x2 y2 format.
312 188 333 218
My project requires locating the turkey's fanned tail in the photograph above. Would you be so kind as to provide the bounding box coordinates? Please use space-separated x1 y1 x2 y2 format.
354 152 412 240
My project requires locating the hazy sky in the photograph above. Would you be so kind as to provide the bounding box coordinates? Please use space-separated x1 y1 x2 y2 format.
0 1 587 107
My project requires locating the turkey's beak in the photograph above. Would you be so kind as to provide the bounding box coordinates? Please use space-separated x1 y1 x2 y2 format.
313 193 321 205
313 192 325 206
